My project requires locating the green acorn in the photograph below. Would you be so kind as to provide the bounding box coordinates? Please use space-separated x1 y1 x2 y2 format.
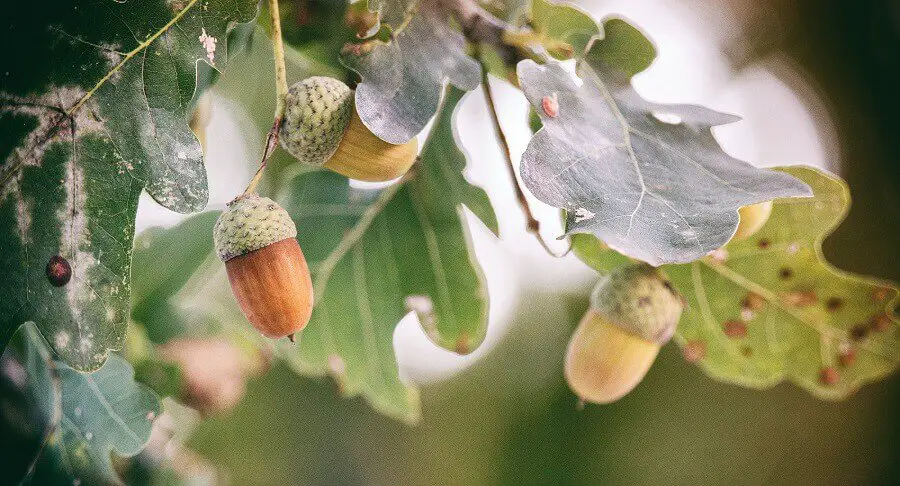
279 76 417 182
213 194 313 340
565 263 684 404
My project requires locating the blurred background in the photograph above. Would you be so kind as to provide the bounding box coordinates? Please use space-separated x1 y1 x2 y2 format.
7 0 900 484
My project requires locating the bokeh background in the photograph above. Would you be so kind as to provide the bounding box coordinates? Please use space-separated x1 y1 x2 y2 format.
170 1 900 484
5 0 899 484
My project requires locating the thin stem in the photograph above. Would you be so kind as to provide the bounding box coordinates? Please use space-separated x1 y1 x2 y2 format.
312 167 417 300
269 0 289 120
476 54 569 257
242 0 290 197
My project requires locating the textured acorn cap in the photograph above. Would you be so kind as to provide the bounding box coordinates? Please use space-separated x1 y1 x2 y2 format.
590 263 684 345
214 194 297 261
279 76 354 166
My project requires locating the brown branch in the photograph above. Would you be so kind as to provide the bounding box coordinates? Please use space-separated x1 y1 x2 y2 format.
476 50 569 257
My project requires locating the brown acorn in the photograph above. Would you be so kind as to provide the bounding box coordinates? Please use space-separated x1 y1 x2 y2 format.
565 263 684 404
213 194 313 339
279 76 417 182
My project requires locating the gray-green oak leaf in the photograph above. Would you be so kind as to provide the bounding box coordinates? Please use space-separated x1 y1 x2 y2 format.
342 0 481 144
5 323 160 485
518 19 812 266
0 0 257 371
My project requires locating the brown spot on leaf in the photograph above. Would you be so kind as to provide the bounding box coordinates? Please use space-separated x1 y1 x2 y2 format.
722 320 748 339
819 367 839 386
872 287 891 302
455 333 471 354
46 255 71 286
839 348 857 367
742 292 765 311
779 267 794 280
870 313 892 332
741 346 753 357
682 340 706 363
758 238 771 249
781 290 817 308
825 297 844 312
850 324 869 341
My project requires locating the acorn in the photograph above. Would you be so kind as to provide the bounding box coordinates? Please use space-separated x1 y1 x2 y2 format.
565 263 684 404
279 76 417 182
213 194 313 339
731 200 773 242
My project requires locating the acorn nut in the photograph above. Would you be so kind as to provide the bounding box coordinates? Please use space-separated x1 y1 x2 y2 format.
732 200 773 242
279 76 417 182
565 263 684 404
213 194 313 340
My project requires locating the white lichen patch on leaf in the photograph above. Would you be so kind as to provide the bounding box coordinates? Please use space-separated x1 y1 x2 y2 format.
57 142 103 366
198 28 217 65
573 207 595 223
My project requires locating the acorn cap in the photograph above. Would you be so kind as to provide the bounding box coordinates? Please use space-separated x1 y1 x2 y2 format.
279 76 354 166
590 263 683 345
214 194 297 261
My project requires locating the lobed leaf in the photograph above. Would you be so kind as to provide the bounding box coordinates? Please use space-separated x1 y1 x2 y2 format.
0 0 257 370
341 0 481 144
6 323 160 484
133 87 495 422
528 0 601 59
665 167 899 399
517 19 812 266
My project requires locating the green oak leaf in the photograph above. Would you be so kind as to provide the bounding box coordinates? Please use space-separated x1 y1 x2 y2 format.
5 323 160 485
529 0 601 59
367 0 420 30
0 0 258 371
665 166 899 399
517 18 811 265
133 87 495 422
572 166 899 398
341 0 481 144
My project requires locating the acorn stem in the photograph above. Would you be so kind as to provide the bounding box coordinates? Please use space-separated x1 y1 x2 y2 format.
239 0 289 198
268 0 289 121
476 49 570 258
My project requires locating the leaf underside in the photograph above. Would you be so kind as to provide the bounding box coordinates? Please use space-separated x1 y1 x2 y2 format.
342 0 481 144
0 0 257 371
518 19 812 266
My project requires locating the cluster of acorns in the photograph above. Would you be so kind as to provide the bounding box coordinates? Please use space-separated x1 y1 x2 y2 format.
212 77 418 342
565 201 772 404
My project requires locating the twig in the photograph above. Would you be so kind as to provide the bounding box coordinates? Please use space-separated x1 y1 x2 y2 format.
476 52 570 257
312 168 418 300
241 0 290 197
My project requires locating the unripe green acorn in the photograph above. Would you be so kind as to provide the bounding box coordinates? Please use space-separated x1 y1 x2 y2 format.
279 76 417 182
213 194 313 340
565 263 684 404
732 200 773 242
